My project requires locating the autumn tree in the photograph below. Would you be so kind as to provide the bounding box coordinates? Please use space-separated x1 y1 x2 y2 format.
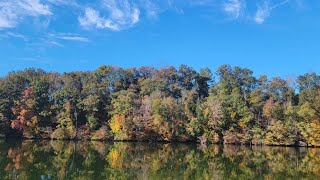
11 87 38 138
109 90 137 140
201 94 222 143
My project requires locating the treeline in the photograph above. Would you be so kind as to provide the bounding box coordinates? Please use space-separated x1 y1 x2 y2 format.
0 65 319 146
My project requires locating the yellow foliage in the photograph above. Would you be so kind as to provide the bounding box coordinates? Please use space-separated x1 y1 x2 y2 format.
308 121 320 146
230 112 237 119
110 114 125 133
238 119 246 128
298 102 316 119
203 108 210 118
299 120 320 146
153 114 163 127
106 148 122 169
151 159 161 172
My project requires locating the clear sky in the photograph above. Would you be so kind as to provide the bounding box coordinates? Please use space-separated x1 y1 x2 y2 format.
0 0 319 78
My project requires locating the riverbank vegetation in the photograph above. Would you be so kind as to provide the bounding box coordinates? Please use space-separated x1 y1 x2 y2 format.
0 65 319 146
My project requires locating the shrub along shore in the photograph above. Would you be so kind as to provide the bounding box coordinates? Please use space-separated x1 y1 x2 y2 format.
0 65 319 146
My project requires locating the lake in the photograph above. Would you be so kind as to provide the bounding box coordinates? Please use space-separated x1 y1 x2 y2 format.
0 140 319 180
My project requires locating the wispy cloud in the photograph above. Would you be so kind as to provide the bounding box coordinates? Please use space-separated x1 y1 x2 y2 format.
0 0 51 29
0 2 18 29
45 40 62 46
142 0 160 18
58 36 89 42
254 1 270 24
48 33 89 42
223 0 245 19
78 8 111 30
18 0 52 16
254 0 290 24
79 0 140 31
14 57 43 62
46 0 78 6
0 0 302 34
0 31 29 41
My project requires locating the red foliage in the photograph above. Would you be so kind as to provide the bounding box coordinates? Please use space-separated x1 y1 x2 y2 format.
11 87 35 131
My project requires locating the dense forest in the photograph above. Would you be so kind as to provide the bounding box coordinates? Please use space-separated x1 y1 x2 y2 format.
0 65 319 146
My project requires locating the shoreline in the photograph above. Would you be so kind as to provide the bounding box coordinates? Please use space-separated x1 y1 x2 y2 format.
1 137 319 148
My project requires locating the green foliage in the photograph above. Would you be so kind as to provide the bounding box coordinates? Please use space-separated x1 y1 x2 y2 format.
87 115 98 130
111 90 136 116
140 79 167 96
57 101 74 130
264 120 296 145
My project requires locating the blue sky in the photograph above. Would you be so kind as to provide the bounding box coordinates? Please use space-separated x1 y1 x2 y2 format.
0 0 319 78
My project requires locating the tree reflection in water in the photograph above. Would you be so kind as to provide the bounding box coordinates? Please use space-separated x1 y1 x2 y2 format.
0 140 319 179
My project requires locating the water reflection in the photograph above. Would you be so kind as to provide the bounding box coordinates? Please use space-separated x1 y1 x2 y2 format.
0 140 319 179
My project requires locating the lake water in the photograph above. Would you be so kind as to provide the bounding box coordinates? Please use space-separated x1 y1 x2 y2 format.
0 140 319 180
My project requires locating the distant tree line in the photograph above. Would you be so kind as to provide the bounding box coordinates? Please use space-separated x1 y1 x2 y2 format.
0 65 319 146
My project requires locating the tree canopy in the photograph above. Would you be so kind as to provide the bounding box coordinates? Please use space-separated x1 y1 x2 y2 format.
0 65 319 146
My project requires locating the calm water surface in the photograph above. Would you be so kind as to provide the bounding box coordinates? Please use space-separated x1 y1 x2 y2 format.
0 140 319 180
